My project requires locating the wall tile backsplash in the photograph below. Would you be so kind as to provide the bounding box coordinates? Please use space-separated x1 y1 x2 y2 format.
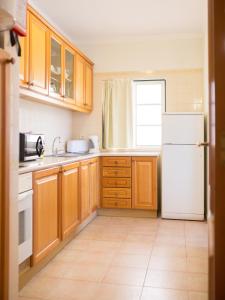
19 99 73 155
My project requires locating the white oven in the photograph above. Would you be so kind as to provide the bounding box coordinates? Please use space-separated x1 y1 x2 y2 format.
18 173 33 264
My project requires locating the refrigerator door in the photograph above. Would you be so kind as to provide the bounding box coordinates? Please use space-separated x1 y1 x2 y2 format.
162 113 204 145
162 144 204 220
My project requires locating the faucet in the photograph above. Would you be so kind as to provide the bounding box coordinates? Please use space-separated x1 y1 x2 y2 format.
52 136 61 155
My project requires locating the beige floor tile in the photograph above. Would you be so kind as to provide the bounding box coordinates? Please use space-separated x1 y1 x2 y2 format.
188 291 208 300
149 256 187 272
144 270 189 290
93 283 142 300
103 266 146 286
125 233 156 243
19 297 42 300
187 257 208 273
119 241 152 255
186 247 208 258
53 249 115 265
188 273 208 292
152 245 186 258
92 216 113 225
95 231 128 242
186 237 208 247
65 239 91 251
141 287 189 300
155 236 186 246
111 253 150 268
20 277 99 300
37 261 108 282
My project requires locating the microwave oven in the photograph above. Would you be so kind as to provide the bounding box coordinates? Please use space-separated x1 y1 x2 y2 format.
19 133 45 162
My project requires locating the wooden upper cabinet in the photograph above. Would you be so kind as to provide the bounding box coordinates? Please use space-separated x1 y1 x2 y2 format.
89 159 99 212
61 163 80 239
49 33 63 99
75 54 85 108
132 157 158 210
32 168 61 265
85 62 93 110
19 5 94 112
63 45 75 104
28 12 49 94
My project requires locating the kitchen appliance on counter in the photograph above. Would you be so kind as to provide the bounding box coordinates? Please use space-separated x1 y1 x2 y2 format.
18 172 33 264
67 139 89 154
20 132 45 162
162 113 204 221
88 135 100 153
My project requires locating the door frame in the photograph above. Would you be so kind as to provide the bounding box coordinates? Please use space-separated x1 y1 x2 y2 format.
208 0 225 299
0 49 11 300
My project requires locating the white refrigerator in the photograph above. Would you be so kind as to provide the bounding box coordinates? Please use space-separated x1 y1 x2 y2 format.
162 113 205 220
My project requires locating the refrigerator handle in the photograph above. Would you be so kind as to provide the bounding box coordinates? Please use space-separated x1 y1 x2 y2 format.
196 142 210 147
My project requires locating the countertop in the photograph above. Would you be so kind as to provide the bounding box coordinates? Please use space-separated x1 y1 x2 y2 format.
19 151 160 174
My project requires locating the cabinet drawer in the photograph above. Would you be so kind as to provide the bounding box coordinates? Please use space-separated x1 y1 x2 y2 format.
102 198 131 209
102 177 131 188
102 156 131 167
103 188 131 198
102 167 131 178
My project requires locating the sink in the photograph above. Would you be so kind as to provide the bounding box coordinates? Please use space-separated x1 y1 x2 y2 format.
52 153 88 158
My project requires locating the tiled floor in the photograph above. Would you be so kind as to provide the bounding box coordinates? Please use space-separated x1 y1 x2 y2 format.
19 216 208 300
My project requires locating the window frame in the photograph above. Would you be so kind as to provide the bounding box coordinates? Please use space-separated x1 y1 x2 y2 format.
132 79 166 149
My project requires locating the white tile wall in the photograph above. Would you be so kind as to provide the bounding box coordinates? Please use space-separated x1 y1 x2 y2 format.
19 98 73 155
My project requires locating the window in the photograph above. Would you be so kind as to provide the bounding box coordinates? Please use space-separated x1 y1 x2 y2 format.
133 80 165 147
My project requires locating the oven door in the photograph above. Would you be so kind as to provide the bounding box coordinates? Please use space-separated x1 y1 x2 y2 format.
18 189 33 264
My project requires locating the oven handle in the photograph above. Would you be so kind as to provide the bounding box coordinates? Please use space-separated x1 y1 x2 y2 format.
18 189 33 201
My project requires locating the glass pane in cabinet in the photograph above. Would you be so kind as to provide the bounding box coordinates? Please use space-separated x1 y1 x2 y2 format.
65 50 74 99
50 38 62 95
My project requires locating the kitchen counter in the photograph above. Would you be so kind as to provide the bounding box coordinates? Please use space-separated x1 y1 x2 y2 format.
19 151 160 174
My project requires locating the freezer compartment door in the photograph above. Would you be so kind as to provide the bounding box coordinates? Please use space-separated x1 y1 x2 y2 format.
162 114 204 145
162 145 204 220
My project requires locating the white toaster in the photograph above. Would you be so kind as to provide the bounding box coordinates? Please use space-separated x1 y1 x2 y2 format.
67 139 89 154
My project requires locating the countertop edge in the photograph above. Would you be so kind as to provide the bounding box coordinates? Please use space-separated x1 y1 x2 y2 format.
18 151 160 174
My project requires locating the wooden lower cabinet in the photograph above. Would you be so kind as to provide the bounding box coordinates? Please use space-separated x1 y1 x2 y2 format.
132 157 158 210
80 158 99 221
32 167 61 265
89 159 100 212
61 162 80 240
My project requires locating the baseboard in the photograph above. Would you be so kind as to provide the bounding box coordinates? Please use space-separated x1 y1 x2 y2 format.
97 208 157 218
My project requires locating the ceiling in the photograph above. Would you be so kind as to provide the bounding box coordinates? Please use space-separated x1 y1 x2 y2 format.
30 0 205 44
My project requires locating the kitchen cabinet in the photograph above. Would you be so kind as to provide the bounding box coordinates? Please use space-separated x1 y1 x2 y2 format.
132 157 158 210
80 158 99 220
84 62 93 110
61 162 80 240
32 167 61 265
28 12 49 94
19 5 94 113
49 33 63 99
64 45 75 104
80 161 90 221
89 158 99 212
101 157 132 209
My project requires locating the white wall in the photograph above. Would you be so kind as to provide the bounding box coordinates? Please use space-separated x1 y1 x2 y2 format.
78 35 203 73
73 36 204 144
19 99 73 155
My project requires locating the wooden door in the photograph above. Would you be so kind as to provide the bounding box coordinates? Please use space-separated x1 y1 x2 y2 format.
28 12 49 94
0 50 12 300
49 33 64 99
32 168 61 265
61 163 80 239
75 54 85 108
85 62 93 110
80 162 90 221
132 157 157 210
208 1 225 299
63 45 75 104
89 159 99 212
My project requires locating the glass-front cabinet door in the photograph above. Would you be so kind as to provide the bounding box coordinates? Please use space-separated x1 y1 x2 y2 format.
64 46 75 104
49 34 63 99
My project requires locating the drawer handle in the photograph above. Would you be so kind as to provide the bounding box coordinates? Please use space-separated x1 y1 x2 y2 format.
114 161 118 164
114 202 118 206
114 171 118 175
